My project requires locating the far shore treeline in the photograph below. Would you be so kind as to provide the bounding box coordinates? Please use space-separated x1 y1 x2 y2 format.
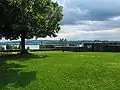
0 40 120 45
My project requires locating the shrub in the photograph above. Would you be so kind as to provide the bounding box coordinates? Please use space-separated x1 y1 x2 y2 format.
6 44 13 50
18 45 20 49
0 46 5 51
27 46 30 50
13 45 18 50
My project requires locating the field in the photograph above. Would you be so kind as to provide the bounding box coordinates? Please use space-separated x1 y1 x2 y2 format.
0 51 120 90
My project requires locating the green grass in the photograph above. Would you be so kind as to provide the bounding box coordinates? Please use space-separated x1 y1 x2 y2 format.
1 51 120 90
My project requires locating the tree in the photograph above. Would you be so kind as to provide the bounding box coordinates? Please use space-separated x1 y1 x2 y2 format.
0 0 13 39
59 38 67 46
59 38 68 52
6 44 13 50
0 0 63 54
0 46 5 51
13 45 18 50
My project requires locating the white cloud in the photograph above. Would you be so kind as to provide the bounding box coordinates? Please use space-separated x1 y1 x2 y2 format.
109 16 120 21
53 25 120 41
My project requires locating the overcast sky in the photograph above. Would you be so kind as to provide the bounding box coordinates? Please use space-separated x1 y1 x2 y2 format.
1 0 120 41
46 0 120 41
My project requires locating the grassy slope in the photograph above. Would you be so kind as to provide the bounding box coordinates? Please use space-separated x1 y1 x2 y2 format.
1 51 120 90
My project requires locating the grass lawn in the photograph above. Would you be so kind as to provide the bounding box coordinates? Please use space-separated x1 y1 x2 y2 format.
0 51 120 90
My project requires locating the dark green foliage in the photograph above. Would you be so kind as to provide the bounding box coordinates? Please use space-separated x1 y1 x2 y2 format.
6 44 19 50
59 38 68 46
6 44 13 50
1 0 63 39
13 45 18 50
59 38 68 52
0 0 63 53
18 45 20 49
27 47 30 50
0 46 5 51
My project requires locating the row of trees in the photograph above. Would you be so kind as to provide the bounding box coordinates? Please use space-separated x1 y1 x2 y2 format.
0 44 20 50
0 44 31 51
59 38 68 46
0 0 63 54
44 38 81 46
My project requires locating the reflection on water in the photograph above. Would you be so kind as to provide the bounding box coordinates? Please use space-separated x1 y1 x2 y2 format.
1 45 39 50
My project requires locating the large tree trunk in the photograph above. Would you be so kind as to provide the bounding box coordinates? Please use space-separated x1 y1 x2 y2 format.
20 36 28 54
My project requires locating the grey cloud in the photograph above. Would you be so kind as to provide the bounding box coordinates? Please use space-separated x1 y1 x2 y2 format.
55 0 120 40
78 20 120 30
57 25 120 40
59 0 120 25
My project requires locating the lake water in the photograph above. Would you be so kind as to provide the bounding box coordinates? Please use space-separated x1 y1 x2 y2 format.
2 45 39 50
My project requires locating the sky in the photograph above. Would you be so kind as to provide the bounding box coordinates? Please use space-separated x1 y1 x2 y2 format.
1 0 120 41
46 0 120 41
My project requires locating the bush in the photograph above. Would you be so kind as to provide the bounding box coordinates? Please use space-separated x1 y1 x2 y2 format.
27 46 30 50
13 45 18 50
0 46 5 51
18 45 20 49
6 44 13 50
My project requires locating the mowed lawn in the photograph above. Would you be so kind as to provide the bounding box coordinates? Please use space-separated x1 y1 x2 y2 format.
1 51 120 90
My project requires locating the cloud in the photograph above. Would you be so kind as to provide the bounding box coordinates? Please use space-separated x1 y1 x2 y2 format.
60 0 120 24
39 25 120 41
109 16 120 21
56 26 120 40
50 0 120 40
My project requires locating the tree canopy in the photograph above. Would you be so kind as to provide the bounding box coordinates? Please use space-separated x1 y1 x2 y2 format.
0 0 63 53
0 0 13 39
